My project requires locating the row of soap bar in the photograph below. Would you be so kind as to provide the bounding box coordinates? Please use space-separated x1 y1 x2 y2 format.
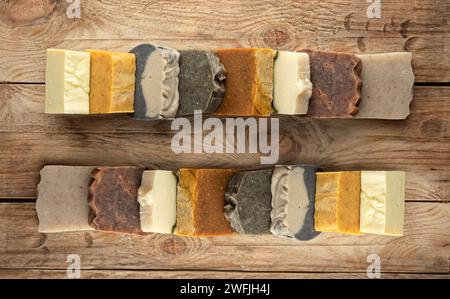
36 166 405 239
45 46 414 119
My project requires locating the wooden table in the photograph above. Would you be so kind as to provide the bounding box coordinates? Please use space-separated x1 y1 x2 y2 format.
0 0 449 279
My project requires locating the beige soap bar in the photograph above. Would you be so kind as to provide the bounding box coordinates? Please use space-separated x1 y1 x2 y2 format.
355 53 414 119
137 170 177 234
36 166 95 233
273 51 312 115
360 171 405 236
45 49 90 114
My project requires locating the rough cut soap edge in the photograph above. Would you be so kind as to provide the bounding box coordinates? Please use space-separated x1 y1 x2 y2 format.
87 167 101 230
205 51 226 113
224 172 246 234
159 47 180 118
175 169 196 236
270 166 291 237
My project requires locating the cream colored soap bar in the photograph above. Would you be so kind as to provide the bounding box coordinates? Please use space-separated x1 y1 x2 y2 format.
360 171 405 236
355 53 414 119
273 51 312 115
137 170 177 234
45 49 90 114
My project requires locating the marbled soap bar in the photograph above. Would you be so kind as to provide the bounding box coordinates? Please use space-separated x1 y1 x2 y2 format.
87 50 136 114
360 171 405 236
270 166 320 240
273 51 312 115
355 53 414 119
298 49 362 118
315 171 361 234
89 167 143 234
137 170 177 234
224 169 273 234
176 169 236 236
36 166 95 233
130 44 180 119
215 48 275 116
45 49 90 114
177 50 226 116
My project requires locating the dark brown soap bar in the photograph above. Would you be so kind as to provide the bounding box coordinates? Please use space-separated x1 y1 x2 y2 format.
298 49 362 117
177 50 226 116
224 169 273 234
88 167 144 234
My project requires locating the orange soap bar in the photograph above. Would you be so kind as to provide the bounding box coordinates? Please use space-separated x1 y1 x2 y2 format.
215 48 275 116
314 171 361 234
87 50 136 114
176 169 237 236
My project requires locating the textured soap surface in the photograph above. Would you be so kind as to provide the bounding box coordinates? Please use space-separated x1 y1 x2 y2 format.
271 166 320 240
273 51 312 115
177 50 226 116
360 171 405 236
36 166 95 233
355 53 414 119
45 49 90 114
298 49 362 118
130 44 180 119
224 169 273 234
215 48 275 116
89 167 143 234
315 171 361 234
176 169 236 236
137 170 177 234
87 50 136 114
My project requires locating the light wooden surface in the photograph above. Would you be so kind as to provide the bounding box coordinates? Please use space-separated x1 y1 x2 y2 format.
0 0 449 279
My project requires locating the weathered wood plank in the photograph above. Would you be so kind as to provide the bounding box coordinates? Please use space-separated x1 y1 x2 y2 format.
1 85 448 200
0 0 449 82
0 202 448 273
0 269 449 279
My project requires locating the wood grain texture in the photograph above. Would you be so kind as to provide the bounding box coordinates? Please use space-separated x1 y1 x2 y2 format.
0 0 449 82
0 85 448 200
0 202 449 273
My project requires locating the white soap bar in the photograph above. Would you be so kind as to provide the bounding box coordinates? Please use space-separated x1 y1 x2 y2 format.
355 53 414 119
137 170 177 233
273 51 312 115
360 171 406 236
45 49 90 114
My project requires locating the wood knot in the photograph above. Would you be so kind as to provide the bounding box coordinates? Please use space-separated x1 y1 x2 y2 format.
262 27 290 48
403 36 418 52
0 0 57 27
400 20 410 38
84 232 93 248
420 119 443 138
160 236 186 255
357 37 366 52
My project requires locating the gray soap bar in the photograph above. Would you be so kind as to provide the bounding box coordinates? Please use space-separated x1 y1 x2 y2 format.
271 165 320 241
177 50 226 116
130 44 180 119
224 169 273 234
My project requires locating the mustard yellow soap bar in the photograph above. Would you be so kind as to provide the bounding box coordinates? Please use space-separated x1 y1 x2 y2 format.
315 171 361 234
45 49 90 114
360 171 405 236
87 50 136 114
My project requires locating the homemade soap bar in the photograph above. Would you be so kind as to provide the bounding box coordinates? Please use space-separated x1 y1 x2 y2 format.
273 51 312 115
298 49 362 118
177 50 226 116
355 53 414 119
137 170 177 234
89 167 143 234
176 169 236 236
360 171 405 236
87 50 136 114
45 49 90 114
130 44 180 119
224 169 273 234
36 166 95 233
215 48 275 116
271 166 320 240
315 171 361 234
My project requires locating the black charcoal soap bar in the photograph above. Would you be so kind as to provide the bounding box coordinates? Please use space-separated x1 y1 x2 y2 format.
177 50 226 116
224 169 273 234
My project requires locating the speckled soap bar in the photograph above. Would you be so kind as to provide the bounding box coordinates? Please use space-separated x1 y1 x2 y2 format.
224 169 273 234
88 167 144 234
177 50 226 116
271 165 320 240
298 49 362 118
